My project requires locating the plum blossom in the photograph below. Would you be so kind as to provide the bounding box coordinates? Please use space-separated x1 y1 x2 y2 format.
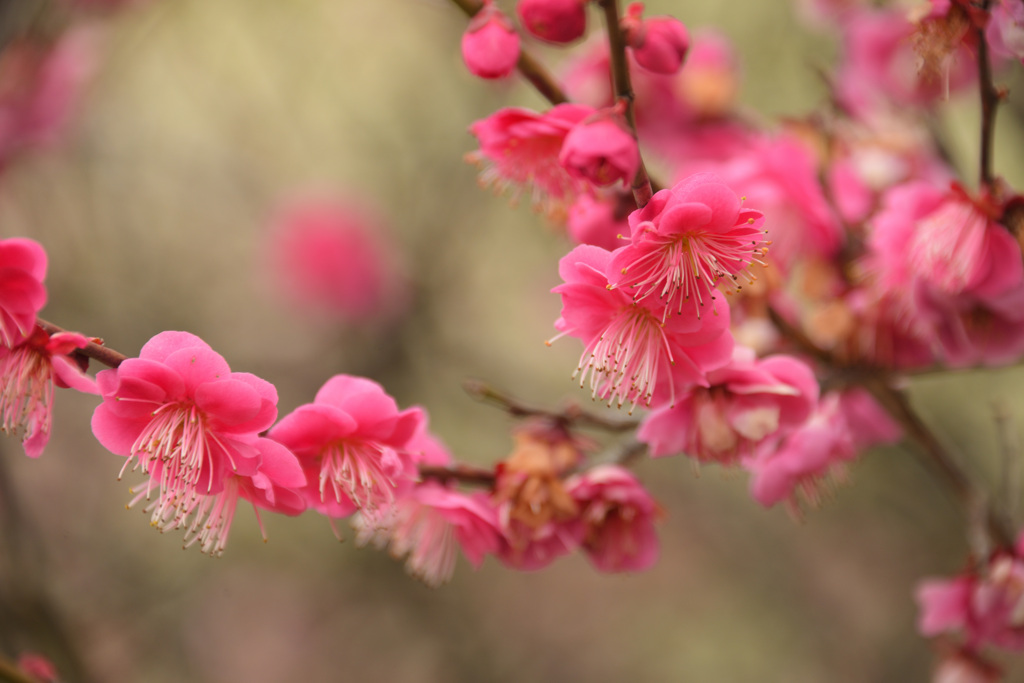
566 465 660 572
517 0 588 44
638 346 818 466
461 1 520 80
267 193 407 323
552 244 734 410
0 237 47 348
91 331 280 537
268 374 424 521
607 172 767 317
357 482 502 588
917 532 1024 652
558 105 639 188
467 104 595 216
0 326 97 458
620 3 689 75
566 193 632 251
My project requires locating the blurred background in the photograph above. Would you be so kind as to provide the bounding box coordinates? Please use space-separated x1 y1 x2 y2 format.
1 0 1024 681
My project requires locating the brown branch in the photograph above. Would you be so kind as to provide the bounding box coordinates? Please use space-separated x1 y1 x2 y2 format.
0 657 40 683
447 0 569 105
767 306 1015 548
976 0 1000 188
596 0 653 207
419 463 495 486
36 318 126 369
462 378 639 432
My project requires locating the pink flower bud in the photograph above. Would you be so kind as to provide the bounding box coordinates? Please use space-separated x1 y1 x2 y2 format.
461 2 520 79
558 108 639 187
516 0 588 44
621 3 689 74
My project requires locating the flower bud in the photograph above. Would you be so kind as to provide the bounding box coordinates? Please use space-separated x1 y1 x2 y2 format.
558 107 639 187
516 0 588 44
461 2 520 79
621 2 689 74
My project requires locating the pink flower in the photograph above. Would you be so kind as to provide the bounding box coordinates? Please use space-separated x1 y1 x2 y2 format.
1 326 98 458
91 331 279 533
357 482 502 587
266 193 407 323
566 193 632 251
621 3 689 75
607 172 767 317
467 104 595 216
0 237 47 348
566 465 660 572
709 134 842 272
461 1 521 80
516 0 588 44
638 346 818 466
16 653 58 683
745 393 856 512
558 107 639 188
267 374 424 520
552 244 734 409
917 536 1024 651
931 648 1002 683
988 0 1024 64
0 29 96 163
138 436 307 556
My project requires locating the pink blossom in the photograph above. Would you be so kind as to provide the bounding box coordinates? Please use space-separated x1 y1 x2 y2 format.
91 331 279 533
558 107 639 188
552 244 734 409
516 0 588 44
639 346 818 466
461 2 520 80
139 437 307 556
917 541 1024 651
1 326 97 458
0 237 47 348
357 482 502 587
267 374 424 520
988 0 1024 64
932 648 1002 683
467 104 595 216
835 7 975 118
921 283 1024 368
16 653 58 683
566 465 660 572
709 134 842 272
607 172 767 317
267 194 407 323
566 193 631 251
0 29 97 164
621 3 689 75
745 393 856 512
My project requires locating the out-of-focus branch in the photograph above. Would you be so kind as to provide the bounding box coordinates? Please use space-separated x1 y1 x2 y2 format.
0 656 39 683
463 379 639 432
976 0 1000 188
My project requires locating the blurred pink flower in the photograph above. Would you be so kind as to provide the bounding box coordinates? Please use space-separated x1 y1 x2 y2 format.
92 331 279 534
0 326 97 458
553 244 734 409
268 374 424 521
462 1 520 80
267 195 407 323
0 237 47 348
16 653 58 683
467 104 595 216
988 0 1024 64
566 465 660 572
566 193 631 251
0 29 97 164
358 482 502 587
621 3 689 75
639 346 818 466
517 0 588 44
607 172 767 317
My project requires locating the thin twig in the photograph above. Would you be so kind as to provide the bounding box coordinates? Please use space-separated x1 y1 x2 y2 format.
596 0 653 207
462 378 639 432
976 0 999 188
36 318 126 368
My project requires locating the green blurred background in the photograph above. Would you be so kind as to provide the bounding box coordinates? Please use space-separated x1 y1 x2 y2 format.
2 0 1024 681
